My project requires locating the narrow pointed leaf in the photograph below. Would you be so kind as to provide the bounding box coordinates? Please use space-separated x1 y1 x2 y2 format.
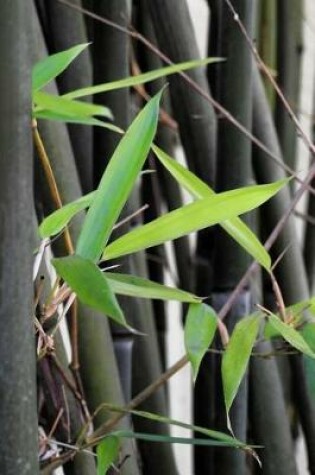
100 404 248 447
64 57 223 100
103 180 288 261
97 436 120 475
34 110 123 133
222 314 261 418
76 90 163 261
32 43 89 92
111 431 239 447
153 145 271 270
106 272 200 303
184 303 217 381
52 255 127 327
39 191 97 238
33 91 113 119
268 313 315 358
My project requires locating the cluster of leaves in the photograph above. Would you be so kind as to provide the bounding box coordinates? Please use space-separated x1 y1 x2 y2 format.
33 44 315 472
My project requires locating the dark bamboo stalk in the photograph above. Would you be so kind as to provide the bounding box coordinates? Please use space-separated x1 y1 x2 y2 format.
33 7 140 473
0 1 38 473
147 0 217 186
253 66 315 473
257 0 277 109
211 2 255 474
39 0 94 194
249 342 298 475
275 0 303 171
303 67 315 294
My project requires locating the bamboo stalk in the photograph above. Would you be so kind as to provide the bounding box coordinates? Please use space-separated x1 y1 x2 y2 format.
33 5 140 472
0 1 38 473
39 0 93 193
211 2 256 473
257 0 277 109
249 342 298 475
252 66 315 472
275 0 303 171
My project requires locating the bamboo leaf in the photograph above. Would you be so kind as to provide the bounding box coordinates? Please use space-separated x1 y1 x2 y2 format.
33 91 113 119
106 272 200 303
99 403 249 448
32 43 89 92
222 314 261 427
52 255 127 327
184 303 217 381
97 436 120 475
64 57 223 100
35 110 123 133
76 89 163 261
268 313 315 358
301 323 315 353
111 431 239 447
153 145 271 270
103 180 288 261
39 191 97 238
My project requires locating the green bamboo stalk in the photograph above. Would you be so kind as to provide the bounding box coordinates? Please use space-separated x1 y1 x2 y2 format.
0 1 38 473
37 0 93 193
275 0 303 171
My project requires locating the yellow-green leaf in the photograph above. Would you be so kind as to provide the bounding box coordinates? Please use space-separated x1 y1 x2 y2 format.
64 57 223 100
222 314 261 425
52 255 127 327
97 436 120 475
32 43 89 92
106 272 200 303
153 145 271 271
39 191 97 238
33 91 112 120
268 313 315 358
76 89 163 261
103 180 288 261
184 303 217 381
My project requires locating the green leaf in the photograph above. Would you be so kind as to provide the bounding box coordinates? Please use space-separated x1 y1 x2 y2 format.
222 314 261 426
52 255 127 327
112 430 239 447
97 436 120 475
76 89 163 261
184 303 217 381
301 323 315 353
106 272 200 303
33 91 113 120
268 313 315 358
34 110 123 133
32 43 89 92
64 57 223 100
101 404 247 447
39 191 97 238
103 179 288 261
153 145 271 271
